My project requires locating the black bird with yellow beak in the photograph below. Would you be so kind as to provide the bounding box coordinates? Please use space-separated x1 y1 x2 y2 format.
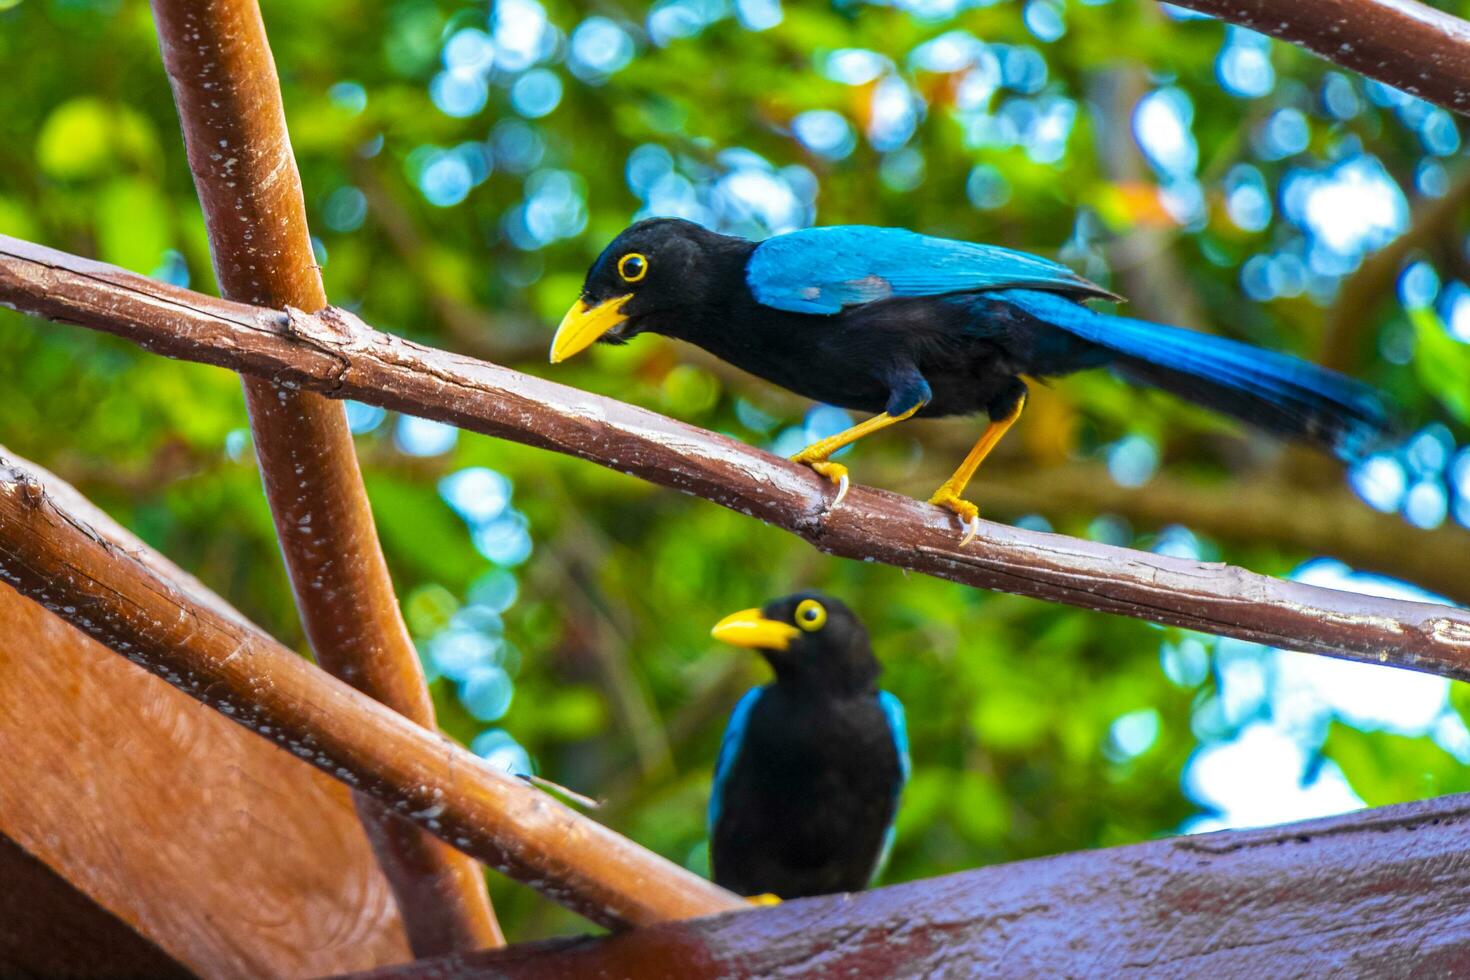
707 592 908 900
553 219 1389 543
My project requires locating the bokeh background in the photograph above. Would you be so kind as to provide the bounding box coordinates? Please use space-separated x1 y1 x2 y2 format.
3 0 1469 940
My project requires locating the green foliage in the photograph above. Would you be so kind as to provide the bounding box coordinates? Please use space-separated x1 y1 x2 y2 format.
1411 307 1470 424
1326 723 1470 806
1 0 1467 945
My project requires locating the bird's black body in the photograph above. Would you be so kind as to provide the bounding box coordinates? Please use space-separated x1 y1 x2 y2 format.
562 218 1390 457
707 593 907 900
663 277 1101 421
590 226 1076 421
711 684 904 898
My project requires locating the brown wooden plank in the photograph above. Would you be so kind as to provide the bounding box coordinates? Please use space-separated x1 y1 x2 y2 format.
0 510 410 977
0 449 740 931
0 831 193 979
340 791 1470 978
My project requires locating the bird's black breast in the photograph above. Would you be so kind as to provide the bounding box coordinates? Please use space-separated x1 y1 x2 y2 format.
664 287 1110 420
710 687 903 899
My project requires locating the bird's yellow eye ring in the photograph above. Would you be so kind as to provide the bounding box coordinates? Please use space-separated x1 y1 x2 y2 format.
618 252 649 283
794 599 827 632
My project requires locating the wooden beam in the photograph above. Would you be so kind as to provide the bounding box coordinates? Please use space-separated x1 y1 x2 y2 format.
0 448 743 930
2 235 1469 676
0 455 409 975
341 791 1470 978
0 833 191 979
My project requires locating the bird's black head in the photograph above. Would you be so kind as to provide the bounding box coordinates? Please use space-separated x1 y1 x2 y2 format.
710 591 880 697
549 217 751 363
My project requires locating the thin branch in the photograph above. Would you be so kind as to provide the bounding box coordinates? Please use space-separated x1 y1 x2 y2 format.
3 236 1469 677
1162 0 1470 117
0 450 743 929
148 0 501 952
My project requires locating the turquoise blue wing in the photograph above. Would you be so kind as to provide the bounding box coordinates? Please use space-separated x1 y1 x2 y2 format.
708 687 764 837
746 225 1114 315
869 689 910 885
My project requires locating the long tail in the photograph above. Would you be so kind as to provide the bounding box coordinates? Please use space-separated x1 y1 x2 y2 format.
1002 289 1392 461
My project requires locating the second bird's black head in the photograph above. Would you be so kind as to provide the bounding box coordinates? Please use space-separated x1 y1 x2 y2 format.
710 591 880 696
550 218 751 363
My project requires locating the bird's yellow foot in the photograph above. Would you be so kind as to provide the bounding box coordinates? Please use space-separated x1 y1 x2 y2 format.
745 893 782 907
791 456 850 507
928 487 982 547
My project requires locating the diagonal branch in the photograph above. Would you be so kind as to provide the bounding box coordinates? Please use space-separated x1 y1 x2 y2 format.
969 462 1470 606
0 450 743 930
2 234 1468 677
148 0 501 953
1161 0 1470 117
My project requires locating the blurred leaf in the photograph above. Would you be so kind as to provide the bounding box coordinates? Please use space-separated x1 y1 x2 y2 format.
970 687 1049 749
405 582 460 636
0 196 37 239
365 471 484 589
1324 723 1470 807
35 98 158 180
1410 307 1470 424
96 177 171 273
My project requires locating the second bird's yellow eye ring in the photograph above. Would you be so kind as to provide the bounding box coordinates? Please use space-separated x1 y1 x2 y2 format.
618 252 649 282
795 599 827 632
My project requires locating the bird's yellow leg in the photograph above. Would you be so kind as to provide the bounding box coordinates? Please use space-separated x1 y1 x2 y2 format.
745 893 782 907
790 403 924 504
928 394 1026 544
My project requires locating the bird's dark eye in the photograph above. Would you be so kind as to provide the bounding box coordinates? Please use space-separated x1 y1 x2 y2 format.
795 599 827 632
618 252 648 283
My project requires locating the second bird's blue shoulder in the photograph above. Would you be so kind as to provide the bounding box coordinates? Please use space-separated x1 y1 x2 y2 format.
708 687 763 836
745 225 1113 315
878 689 910 784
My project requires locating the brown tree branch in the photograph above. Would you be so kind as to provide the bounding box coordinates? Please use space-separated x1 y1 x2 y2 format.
3 235 1468 677
968 462 1470 606
0 451 743 930
147 0 501 953
1162 0 1470 117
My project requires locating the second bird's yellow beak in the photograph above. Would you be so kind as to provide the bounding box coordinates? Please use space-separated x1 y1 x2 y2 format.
710 608 799 651
549 294 632 363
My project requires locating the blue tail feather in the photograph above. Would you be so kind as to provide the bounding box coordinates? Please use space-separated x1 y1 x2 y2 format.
1002 289 1391 460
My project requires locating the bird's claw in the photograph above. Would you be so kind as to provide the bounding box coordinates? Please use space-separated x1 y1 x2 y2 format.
794 457 850 507
833 472 849 507
746 893 782 907
928 488 981 546
960 515 981 547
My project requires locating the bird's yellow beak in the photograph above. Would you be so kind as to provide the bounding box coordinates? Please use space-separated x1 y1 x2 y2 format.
711 608 799 651
549 294 632 364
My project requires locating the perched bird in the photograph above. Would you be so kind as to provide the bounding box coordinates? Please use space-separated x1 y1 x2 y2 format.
552 219 1390 542
706 592 908 900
